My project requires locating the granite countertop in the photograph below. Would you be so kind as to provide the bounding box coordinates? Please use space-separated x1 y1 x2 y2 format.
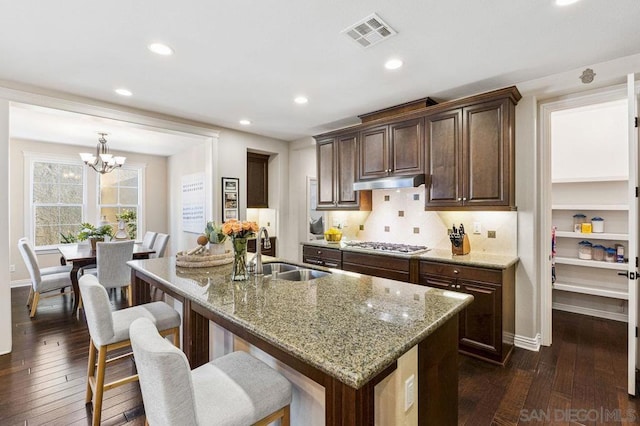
302 240 519 269
128 256 473 389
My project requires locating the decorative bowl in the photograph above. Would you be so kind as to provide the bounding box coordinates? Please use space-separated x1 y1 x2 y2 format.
324 231 342 242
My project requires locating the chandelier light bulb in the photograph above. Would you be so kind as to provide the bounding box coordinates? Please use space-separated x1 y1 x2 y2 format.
79 133 126 174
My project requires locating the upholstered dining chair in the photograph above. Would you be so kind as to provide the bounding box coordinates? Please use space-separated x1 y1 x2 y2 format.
82 240 135 306
151 232 170 258
142 231 157 249
129 317 292 426
18 238 73 317
79 274 181 426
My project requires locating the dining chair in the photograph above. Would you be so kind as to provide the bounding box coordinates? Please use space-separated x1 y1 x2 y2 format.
151 233 170 258
79 274 181 426
142 231 157 249
18 238 73 317
82 240 135 306
130 317 292 426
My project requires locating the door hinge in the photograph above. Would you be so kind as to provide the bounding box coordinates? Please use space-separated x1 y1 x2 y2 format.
636 187 639 198
637 257 639 268
636 327 638 338
636 116 638 128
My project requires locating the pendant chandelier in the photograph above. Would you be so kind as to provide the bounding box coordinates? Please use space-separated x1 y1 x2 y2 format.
79 133 126 174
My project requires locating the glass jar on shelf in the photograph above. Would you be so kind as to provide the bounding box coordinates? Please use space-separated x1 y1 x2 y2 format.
573 214 587 233
578 240 592 260
605 247 616 263
592 244 605 261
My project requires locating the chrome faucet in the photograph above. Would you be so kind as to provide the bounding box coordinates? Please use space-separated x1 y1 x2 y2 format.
251 227 271 275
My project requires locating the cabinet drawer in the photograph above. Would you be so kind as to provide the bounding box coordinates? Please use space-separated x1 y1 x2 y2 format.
303 245 342 262
343 251 410 270
419 261 501 284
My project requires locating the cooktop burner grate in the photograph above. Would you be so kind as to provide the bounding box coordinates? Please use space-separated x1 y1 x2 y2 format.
344 241 428 254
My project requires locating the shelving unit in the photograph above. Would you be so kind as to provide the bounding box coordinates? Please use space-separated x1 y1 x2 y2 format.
552 179 630 316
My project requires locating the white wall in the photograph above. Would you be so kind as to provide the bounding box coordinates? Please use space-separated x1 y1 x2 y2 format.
289 137 316 260
0 100 11 354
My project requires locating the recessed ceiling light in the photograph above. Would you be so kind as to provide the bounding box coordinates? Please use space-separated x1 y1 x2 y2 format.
239 119 251 125
294 96 308 105
148 43 174 56
384 59 403 70
115 88 133 97
556 0 580 5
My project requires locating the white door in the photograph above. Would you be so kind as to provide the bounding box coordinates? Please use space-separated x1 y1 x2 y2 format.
627 73 639 396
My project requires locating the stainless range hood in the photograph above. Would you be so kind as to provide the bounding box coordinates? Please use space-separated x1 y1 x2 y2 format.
353 174 425 191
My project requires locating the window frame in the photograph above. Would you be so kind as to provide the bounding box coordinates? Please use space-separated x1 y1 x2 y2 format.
24 152 88 252
96 162 145 241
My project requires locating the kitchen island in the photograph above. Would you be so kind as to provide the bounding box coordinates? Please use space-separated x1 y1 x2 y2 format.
128 256 473 425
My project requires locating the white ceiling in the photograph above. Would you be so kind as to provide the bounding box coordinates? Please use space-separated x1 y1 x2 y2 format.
2 0 640 147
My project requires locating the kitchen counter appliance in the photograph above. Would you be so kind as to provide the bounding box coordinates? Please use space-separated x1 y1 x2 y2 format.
343 241 429 254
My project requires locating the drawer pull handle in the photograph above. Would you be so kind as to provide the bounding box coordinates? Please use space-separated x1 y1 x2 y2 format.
453 269 459 274
317 250 321 254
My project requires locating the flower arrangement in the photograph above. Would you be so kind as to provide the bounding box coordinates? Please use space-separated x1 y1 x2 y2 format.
221 219 258 239
77 222 113 241
204 221 227 244
116 209 137 239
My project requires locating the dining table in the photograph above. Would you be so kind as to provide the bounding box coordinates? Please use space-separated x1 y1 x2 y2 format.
58 242 155 315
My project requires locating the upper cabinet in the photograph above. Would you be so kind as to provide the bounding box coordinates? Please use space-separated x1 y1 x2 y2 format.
359 118 424 180
314 86 521 211
316 134 371 211
425 87 520 210
247 152 269 208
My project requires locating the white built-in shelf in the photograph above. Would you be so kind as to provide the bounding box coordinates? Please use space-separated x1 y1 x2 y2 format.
552 204 629 211
555 256 628 270
555 231 629 241
553 281 628 300
552 176 628 184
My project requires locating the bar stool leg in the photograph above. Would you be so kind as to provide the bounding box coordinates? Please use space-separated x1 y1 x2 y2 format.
85 341 96 403
92 346 108 426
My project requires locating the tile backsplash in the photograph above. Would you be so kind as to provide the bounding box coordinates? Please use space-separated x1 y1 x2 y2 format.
326 188 517 255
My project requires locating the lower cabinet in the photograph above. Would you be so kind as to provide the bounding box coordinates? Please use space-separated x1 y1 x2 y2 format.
418 261 515 365
302 245 342 269
342 251 414 283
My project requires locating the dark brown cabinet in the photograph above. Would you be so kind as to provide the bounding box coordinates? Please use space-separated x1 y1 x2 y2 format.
247 237 276 257
358 118 424 180
418 260 515 365
425 87 520 210
302 245 342 269
315 134 371 211
247 152 269 208
342 251 414 283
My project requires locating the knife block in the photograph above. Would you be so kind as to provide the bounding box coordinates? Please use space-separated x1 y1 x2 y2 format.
451 234 470 256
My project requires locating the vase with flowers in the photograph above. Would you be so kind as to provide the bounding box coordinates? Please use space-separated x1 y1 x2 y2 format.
222 219 258 280
77 222 113 250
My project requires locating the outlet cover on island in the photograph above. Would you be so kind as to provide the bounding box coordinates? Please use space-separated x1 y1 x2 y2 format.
404 375 415 411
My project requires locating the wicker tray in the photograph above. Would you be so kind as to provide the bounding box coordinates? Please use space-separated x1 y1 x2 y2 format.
175 249 233 268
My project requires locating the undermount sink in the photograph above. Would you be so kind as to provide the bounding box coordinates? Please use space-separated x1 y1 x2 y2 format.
262 262 298 275
276 269 331 281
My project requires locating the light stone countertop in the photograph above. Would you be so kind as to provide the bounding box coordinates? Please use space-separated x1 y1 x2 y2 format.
302 240 519 269
128 256 473 389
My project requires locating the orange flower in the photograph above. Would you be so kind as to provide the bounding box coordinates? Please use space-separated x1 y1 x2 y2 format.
222 219 258 238
250 222 259 232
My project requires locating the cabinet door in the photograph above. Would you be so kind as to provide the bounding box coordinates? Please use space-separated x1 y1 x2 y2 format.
246 152 269 208
316 138 336 208
425 109 463 207
463 99 510 207
359 125 388 179
336 133 360 207
390 118 424 176
458 280 501 357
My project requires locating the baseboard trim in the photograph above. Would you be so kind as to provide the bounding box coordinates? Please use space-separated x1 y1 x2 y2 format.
10 279 31 289
553 302 628 323
514 333 541 352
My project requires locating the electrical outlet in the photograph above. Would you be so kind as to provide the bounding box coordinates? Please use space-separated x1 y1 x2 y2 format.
405 375 415 411
359 224 364 231
9 264 15 272
447 228 453 235
473 222 481 234
488 230 496 238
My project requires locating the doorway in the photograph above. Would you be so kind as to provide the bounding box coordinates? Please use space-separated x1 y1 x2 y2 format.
540 78 639 395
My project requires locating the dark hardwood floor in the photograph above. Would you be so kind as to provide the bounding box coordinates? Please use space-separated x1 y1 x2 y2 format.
1 287 638 425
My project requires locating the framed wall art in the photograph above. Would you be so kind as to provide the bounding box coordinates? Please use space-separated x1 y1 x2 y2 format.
222 177 239 222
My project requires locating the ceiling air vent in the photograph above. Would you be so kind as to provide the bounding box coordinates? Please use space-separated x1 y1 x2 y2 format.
342 13 397 48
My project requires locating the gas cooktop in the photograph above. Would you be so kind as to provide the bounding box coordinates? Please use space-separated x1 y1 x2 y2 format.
343 241 429 254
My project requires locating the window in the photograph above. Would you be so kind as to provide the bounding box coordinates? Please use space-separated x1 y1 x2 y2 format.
98 167 141 239
31 160 85 248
